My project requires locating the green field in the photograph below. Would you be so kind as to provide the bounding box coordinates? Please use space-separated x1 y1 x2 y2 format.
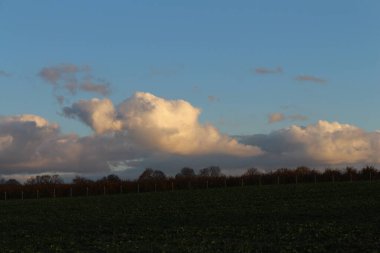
1 182 380 252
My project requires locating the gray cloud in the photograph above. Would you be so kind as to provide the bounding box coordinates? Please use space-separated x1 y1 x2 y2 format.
38 64 110 97
207 95 220 103
295 75 327 84
0 70 11 77
254 66 282 75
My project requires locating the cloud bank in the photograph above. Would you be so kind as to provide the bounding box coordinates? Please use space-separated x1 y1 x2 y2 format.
1 92 380 177
240 120 380 166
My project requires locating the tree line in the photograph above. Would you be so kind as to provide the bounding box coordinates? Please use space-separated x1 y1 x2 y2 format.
0 165 379 200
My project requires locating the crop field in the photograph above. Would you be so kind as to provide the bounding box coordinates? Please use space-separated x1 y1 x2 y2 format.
1 182 380 253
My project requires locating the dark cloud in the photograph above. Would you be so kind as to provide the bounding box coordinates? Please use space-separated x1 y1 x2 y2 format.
295 75 327 84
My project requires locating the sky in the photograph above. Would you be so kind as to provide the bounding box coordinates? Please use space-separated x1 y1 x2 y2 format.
0 1 380 180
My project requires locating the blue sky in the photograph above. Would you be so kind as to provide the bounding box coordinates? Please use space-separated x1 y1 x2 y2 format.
1 1 380 178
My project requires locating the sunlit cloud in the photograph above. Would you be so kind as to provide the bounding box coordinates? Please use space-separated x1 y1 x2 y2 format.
240 120 380 166
63 98 123 134
268 113 285 123
268 112 308 124
64 92 262 157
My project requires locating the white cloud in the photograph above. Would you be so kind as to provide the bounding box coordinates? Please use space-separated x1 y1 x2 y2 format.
63 92 263 157
240 120 380 166
118 92 262 156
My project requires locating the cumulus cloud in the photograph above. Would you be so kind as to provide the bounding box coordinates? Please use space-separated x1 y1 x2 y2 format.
1 112 380 177
268 112 308 124
240 120 380 166
295 75 327 84
63 98 123 134
38 64 111 97
63 92 262 157
0 114 139 175
119 92 262 156
254 66 282 74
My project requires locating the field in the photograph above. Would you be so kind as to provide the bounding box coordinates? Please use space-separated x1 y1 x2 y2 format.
1 182 380 252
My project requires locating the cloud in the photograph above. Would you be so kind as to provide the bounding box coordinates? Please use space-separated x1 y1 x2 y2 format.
119 92 262 156
63 98 122 134
63 92 262 157
207 95 219 103
268 113 308 124
254 66 282 74
295 75 327 84
0 114 137 175
268 113 285 123
240 120 380 166
288 114 308 121
0 70 11 77
1 111 380 177
38 64 110 97
81 82 111 96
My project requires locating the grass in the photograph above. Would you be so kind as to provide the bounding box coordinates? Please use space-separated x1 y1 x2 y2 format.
1 181 380 252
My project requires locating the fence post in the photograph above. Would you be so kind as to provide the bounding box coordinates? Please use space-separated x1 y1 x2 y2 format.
171 181 174 192
241 178 244 187
277 176 280 185
295 175 298 185
4 192 6 201
86 187 89 197
103 186 106 195
370 172 372 183
70 187 73 197
314 174 317 184
37 190 39 199
350 173 353 182
224 178 227 188
53 188 56 198
206 180 208 189
120 185 123 194
137 183 140 193
21 191 24 200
